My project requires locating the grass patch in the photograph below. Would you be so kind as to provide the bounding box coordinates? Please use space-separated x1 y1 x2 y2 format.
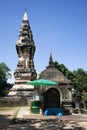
0 107 18 111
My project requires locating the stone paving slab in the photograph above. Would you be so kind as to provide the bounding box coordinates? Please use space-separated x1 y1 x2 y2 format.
16 107 87 121
17 107 30 119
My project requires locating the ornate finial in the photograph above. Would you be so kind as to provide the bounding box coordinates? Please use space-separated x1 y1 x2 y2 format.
23 10 28 21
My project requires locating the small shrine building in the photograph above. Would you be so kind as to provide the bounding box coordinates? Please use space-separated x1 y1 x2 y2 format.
39 54 72 113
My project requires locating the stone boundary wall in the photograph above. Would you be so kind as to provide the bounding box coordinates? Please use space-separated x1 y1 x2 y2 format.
0 97 28 107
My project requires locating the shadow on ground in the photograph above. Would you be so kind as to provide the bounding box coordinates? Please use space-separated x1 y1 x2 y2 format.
0 115 86 130
0 114 11 129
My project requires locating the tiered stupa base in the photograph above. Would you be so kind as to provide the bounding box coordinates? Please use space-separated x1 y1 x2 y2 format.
8 80 34 106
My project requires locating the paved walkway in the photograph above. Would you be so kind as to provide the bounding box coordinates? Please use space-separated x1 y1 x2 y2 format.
16 106 87 121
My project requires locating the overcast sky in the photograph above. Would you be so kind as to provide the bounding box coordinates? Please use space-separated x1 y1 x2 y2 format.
0 0 87 82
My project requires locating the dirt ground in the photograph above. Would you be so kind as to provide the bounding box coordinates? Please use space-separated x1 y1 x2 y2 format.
0 107 87 130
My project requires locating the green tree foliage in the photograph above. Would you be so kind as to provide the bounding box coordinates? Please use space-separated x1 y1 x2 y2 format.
54 61 75 81
54 61 87 93
73 69 87 92
0 63 11 96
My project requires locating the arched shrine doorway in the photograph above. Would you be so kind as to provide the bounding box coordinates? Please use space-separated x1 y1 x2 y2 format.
44 88 60 109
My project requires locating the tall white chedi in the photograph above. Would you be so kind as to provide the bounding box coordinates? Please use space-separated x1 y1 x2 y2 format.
9 11 37 97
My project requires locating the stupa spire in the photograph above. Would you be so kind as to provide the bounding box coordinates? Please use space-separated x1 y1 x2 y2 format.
14 11 37 83
49 53 53 65
47 53 55 68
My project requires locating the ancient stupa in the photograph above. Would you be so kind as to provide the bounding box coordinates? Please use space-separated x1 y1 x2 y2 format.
9 11 37 98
